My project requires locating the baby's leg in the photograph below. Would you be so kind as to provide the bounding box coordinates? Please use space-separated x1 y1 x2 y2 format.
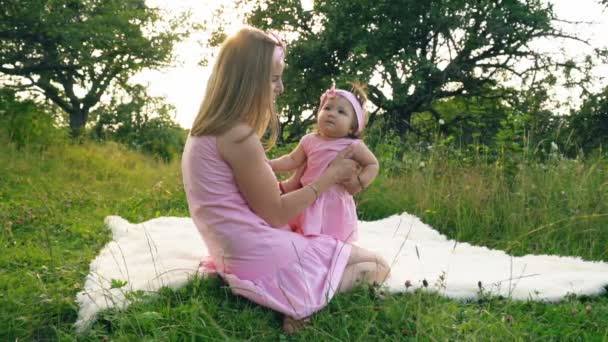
338 245 390 293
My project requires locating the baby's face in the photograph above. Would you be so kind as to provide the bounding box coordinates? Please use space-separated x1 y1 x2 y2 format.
317 95 356 139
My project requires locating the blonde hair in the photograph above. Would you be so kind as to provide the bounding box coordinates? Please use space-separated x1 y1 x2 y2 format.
190 27 281 149
348 81 368 139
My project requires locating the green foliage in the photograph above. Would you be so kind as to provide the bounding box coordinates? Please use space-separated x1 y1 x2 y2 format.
130 116 187 162
429 92 509 148
0 88 68 149
0 138 608 341
0 0 188 137
357 149 608 262
362 116 411 173
244 0 585 139
1 139 607 340
564 87 608 157
358 82 567 179
0 137 186 340
90 85 187 162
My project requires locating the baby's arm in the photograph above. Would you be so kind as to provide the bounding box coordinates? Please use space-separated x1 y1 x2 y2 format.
269 142 306 172
344 142 379 195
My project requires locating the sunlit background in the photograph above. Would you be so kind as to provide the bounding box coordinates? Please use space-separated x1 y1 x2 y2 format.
136 0 608 129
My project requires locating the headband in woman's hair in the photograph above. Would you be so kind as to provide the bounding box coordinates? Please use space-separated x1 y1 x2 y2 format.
268 31 285 64
319 83 365 133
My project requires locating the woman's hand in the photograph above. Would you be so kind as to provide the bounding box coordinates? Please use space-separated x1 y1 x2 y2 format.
341 169 363 195
324 146 359 184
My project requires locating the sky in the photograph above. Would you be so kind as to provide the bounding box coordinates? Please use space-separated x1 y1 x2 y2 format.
135 0 608 129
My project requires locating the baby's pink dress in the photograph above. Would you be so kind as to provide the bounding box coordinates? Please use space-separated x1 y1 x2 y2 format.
181 135 352 320
290 133 360 243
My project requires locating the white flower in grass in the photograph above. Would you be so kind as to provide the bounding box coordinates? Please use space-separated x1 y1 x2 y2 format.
438 119 445 125
551 142 559 151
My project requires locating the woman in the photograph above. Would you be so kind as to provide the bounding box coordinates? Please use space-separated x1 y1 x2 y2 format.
181 27 390 333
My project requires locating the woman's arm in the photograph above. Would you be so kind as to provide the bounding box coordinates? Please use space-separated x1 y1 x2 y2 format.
269 143 306 172
218 124 357 227
279 162 306 193
343 142 379 195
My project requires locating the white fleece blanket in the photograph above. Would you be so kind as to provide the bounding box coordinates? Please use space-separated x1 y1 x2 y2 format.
74 213 608 331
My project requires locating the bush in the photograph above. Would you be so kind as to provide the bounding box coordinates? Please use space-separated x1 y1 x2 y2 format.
563 87 608 157
89 85 187 162
0 88 68 149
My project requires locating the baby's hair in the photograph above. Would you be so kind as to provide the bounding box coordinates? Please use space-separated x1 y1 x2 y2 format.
347 81 368 139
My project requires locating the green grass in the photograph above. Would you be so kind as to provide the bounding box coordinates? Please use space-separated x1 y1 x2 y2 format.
1 133 607 340
357 153 608 262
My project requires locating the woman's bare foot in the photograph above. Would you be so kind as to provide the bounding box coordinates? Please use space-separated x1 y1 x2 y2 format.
282 316 311 334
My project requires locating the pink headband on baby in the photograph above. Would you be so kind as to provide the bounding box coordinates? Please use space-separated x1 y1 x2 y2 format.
319 83 365 133
268 31 285 64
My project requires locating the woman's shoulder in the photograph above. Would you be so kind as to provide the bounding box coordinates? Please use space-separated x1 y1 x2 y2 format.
184 133 215 150
217 123 264 161
219 123 257 144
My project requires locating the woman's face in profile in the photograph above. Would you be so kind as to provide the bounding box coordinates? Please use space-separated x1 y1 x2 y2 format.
271 57 285 98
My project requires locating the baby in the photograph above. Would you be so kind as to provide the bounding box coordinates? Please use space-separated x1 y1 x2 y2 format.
270 83 379 242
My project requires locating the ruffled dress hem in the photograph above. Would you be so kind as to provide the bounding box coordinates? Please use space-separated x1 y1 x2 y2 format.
200 237 352 319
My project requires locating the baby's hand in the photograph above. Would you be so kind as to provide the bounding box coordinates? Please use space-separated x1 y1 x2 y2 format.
268 159 279 172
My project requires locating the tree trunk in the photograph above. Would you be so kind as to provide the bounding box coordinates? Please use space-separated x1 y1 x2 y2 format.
389 107 413 138
69 108 88 139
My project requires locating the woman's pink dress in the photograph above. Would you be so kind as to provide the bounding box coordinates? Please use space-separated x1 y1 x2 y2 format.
181 135 352 319
289 133 360 243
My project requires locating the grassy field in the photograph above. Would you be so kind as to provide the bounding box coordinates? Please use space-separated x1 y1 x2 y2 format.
1 134 607 340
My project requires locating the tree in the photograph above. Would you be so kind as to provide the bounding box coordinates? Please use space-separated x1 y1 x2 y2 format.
245 0 589 140
565 87 608 156
91 84 186 161
0 88 66 149
0 0 187 137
